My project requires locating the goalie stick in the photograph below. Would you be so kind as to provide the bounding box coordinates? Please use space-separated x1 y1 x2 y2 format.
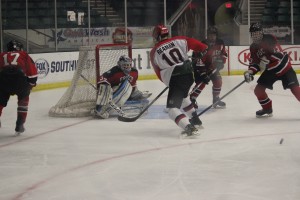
197 80 246 117
118 86 169 122
80 75 126 116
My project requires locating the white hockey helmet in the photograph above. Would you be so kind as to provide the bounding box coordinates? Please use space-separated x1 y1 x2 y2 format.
118 55 132 74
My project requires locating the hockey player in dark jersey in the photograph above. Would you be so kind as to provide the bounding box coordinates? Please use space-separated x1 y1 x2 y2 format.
190 26 228 109
244 22 300 117
150 24 208 138
93 55 151 119
0 40 38 135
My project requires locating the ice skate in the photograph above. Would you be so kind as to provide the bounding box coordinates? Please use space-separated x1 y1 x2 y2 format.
93 108 109 119
256 109 273 118
212 98 226 109
163 107 169 113
180 124 200 139
15 122 25 136
92 105 109 119
189 112 202 128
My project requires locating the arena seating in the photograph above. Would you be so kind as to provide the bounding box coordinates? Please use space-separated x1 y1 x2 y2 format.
262 0 300 26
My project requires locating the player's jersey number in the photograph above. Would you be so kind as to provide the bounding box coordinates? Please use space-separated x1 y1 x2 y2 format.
162 48 184 66
3 53 20 66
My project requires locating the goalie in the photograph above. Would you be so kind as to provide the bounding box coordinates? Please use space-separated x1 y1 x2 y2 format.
93 55 152 119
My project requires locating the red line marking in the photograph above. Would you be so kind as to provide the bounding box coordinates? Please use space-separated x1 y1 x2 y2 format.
0 118 91 149
11 130 300 200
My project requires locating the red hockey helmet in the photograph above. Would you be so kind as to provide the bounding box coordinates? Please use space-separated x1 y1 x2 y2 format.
152 25 169 42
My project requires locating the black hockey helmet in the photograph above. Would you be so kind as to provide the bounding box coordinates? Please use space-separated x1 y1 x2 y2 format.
152 24 169 43
207 26 218 35
249 22 263 33
7 40 24 51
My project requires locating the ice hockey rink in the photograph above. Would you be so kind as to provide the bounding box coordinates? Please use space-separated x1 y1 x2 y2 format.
0 75 300 200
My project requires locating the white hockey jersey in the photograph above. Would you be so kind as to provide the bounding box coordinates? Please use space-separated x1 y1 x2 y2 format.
150 36 207 86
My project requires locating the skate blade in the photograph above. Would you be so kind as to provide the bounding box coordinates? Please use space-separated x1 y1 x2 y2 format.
163 108 169 113
14 131 23 136
194 125 204 129
256 113 273 118
180 131 201 139
213 105 226 109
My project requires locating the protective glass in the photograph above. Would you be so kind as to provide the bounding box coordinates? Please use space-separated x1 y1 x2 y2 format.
250 31 263 43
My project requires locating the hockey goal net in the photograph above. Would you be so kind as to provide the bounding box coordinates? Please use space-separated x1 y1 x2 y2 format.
49 43 132 117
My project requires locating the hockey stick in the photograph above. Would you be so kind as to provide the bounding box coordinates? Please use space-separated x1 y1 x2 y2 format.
80 75 126 116
197 80 246 117
118 86 169 122
189 68 217 95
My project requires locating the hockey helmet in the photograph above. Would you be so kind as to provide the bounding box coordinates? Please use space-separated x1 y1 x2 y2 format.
249 22 263 43
152 24 169 43
118 55 132 74
207 26 218 35
7 40 24 51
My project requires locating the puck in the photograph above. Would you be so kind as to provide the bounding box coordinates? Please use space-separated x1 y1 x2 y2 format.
280 138 284 145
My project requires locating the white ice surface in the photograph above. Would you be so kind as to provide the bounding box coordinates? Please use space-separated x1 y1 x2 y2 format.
0 76 300 200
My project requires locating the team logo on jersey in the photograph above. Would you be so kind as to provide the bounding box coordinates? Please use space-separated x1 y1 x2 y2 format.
35 58 50 79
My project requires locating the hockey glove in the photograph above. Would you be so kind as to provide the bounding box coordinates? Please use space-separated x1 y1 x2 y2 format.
244 70 254 83
199 72 210 84
193 49 208 60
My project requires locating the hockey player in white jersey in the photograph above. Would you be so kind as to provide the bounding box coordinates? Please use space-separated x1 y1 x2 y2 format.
150 25 208 138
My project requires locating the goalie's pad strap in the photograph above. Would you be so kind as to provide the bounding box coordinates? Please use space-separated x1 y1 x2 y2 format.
96 83 113 106
113 80 133 107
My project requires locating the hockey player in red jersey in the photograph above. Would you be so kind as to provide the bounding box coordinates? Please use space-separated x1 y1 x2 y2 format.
244 22 300 117
93 55 151 119
190 26 228 109
0 40 38 135
150 24 208 138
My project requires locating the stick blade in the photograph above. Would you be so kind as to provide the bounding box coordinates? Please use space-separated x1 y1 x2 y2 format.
117 115 138 122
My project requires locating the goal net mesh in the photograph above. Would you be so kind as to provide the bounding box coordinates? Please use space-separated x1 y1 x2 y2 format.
49 43 131 117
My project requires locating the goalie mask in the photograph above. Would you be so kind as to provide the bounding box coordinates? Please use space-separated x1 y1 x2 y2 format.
249 22 263 44
152 25 169 43
118 55 132 74
7 40 24 51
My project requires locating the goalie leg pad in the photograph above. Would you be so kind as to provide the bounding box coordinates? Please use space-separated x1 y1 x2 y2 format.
121 99 149 115
94 83 113 118
112 80 133 107
96 83 113 106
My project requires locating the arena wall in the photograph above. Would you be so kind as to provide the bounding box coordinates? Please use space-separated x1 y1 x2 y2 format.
31 45 300 91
